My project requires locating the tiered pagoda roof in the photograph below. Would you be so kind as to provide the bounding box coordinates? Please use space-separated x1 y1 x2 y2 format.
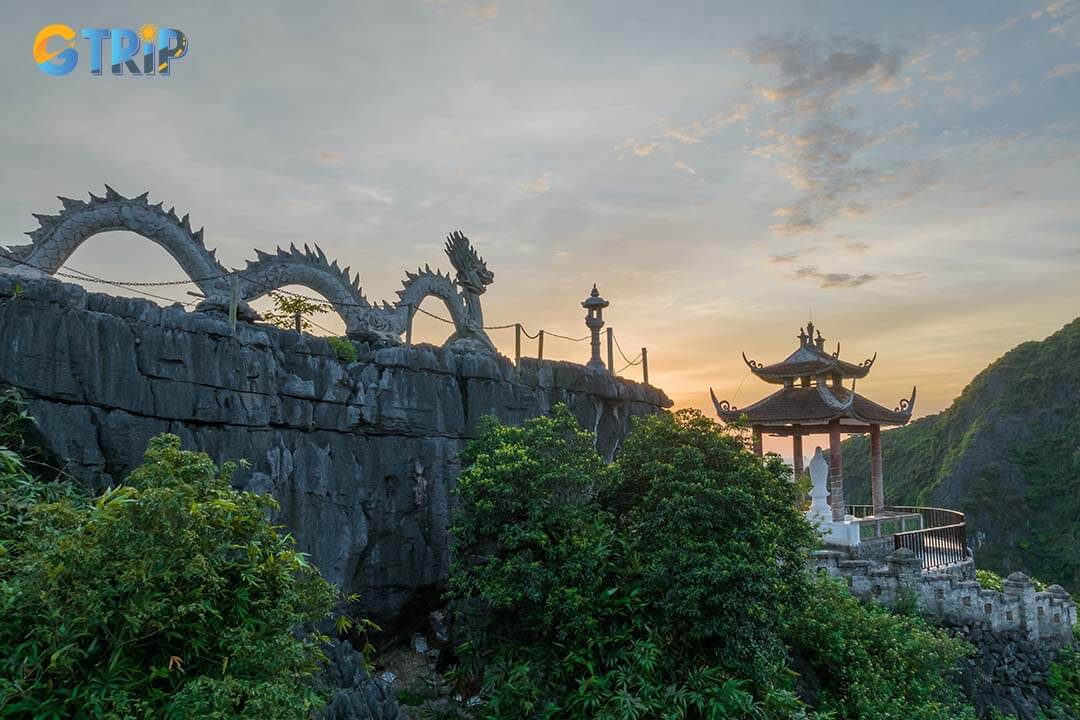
712 322 916 429
742 321 876 384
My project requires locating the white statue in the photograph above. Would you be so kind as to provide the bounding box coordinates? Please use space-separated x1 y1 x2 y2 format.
806 446 831 524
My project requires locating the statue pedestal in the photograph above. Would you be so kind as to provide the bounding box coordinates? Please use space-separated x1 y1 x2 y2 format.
817 518 861 547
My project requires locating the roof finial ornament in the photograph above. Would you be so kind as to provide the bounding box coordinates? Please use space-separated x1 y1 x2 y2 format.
799 324 810 347
815 328 825 351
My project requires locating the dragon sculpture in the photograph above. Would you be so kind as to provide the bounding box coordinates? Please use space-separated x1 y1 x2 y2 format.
1 187 495 348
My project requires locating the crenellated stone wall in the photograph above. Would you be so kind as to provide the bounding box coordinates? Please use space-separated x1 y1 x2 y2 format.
812 549 1077 647
0 274 671 627
812 549 1078 720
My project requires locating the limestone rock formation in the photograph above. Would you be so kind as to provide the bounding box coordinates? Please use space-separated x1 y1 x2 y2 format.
0 274 670 628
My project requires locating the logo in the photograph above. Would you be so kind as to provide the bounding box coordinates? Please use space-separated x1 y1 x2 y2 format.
34 24 188 76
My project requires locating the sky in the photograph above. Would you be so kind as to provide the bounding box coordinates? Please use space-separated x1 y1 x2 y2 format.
2 0 1079 455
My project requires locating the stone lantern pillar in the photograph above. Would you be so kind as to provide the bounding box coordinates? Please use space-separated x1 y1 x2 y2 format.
582 284 609 371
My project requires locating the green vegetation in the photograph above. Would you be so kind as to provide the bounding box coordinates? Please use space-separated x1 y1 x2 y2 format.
1048 626 1080 716
787 578 975 720
0 395 342 719
326 336 359 363
975 568 1047 592
843 317 1080 592
262 291 328 332
447 407 978 719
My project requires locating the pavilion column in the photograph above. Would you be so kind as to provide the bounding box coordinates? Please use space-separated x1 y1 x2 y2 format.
792 428 804 479
870 424 884 516
828 419 845 521
752 426 763 457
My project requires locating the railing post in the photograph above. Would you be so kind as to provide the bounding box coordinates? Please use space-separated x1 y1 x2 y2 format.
228 273 239 335
405 304 415 348
514 323 522 367
641 347 649 384
537 330 544 363
606 328 614 374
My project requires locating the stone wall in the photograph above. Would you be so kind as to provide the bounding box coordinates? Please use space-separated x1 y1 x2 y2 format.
812 549 1078 720
0 275 671 626
812 550 1077 646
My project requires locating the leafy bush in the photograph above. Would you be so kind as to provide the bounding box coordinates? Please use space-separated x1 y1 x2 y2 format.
785 577 976 720
1048 626 1080 714
976 568 1046 592
611 409 818 688
326 336 359 363
447 407 819 718
0 432 339 719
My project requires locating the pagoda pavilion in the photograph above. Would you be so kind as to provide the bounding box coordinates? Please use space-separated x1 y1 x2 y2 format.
711 321 916 530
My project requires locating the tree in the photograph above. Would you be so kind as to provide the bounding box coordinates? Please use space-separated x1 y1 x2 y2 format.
610 409 819 689
0 431 339 719
446 407 817 719
261 291 328 332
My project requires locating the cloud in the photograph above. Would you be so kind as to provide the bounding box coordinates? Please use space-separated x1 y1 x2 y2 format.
657 102 752 146
1044 62 1080 80
743 35 905 117
739 36 918 236
665 122 707 144
708 103 752 126
317 151 345 166
893 160 943 203
845 240 870 252
517 174 551 193
615 138 666 158
793 265 878 288
769 251 801 263
346 184 394 204
955 33 984 62
672 160 697 175
757 121 916 235
987 132 1028 151
996 16 1023 32
430 0 499 22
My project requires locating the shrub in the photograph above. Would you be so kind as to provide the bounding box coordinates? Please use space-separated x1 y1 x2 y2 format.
447 407 817 719
976 568 1046 592
611 409 818 688
1047 625 1080 714
785 577 977 720
326 336 359 363
0 433 339 719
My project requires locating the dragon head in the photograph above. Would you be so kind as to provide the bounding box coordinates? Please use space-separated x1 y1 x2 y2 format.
444 231 494 295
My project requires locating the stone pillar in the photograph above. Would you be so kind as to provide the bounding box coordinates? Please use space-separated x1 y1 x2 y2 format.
752 426 763 457
792 429 804 479
870 424 884 516
887 547 923 588
1004 572 1038 641
829 419 845 521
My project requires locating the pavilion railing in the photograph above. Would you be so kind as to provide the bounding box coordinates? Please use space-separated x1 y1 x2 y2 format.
891 506 968 572
844 505 924 541
843 505 969 571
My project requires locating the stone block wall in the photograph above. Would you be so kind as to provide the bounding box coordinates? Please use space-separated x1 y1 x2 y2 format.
0 275 671 627
812 550 1077 647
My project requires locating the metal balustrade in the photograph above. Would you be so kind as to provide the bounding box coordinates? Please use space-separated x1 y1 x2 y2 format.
845 504 969 571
